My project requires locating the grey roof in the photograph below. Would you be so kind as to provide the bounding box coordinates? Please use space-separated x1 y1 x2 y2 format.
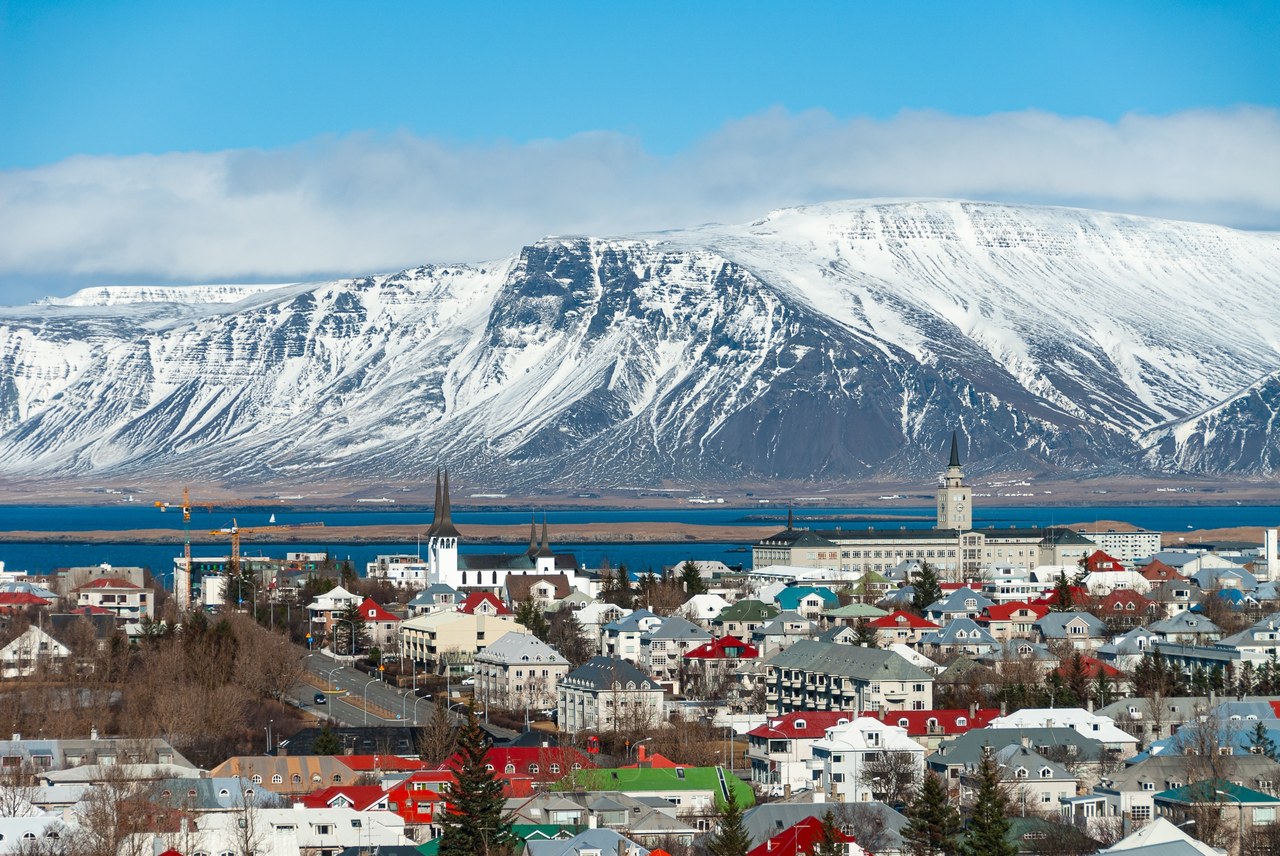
1192 566 1258 590
929 728 1105 768
1099 754 1280 793
1035 611 1108 638
561 656 661 691
754 611 814 637
1148 612 1221 636
919 617 998 647
816 626 858 643
642 615 711 642
604 609 658 633
477 631 570 666
755 530 840 548
765 640 932 682
526 829 647 856
926 587 994 613
1096 627 1158 658
992 744 1073 780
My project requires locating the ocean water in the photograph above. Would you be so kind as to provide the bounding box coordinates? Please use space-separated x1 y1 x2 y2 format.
0 503 1276 584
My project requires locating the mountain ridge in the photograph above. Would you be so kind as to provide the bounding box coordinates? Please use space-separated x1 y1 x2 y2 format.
1 199 1278 491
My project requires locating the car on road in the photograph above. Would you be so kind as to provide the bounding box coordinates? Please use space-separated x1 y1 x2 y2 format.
461 677 475 686
314 692 327 705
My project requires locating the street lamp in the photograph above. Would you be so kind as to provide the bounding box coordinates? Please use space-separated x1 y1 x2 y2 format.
1215 788 1244 848
324 666 344 695
362 677 380 726
629 737 653 763
413 694 432 726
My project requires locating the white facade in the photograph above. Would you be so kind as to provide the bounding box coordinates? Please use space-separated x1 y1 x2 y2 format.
0 626 70 678
1080 529 1163 564
366 554 431 588
474 631 570 711
987 708 1139 752
810 717 925 802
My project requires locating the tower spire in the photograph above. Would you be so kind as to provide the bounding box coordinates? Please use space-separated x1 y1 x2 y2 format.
426 468 442 537
526 516 538 557
949 431 962 468
536 513 554 558
433 468 462 539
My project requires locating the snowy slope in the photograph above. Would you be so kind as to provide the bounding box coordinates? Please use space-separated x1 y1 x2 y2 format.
0 199 1277 490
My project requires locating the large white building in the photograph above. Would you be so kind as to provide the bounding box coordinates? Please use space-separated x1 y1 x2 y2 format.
1079 528 1163 565
810 717 925 802
474 631 570 711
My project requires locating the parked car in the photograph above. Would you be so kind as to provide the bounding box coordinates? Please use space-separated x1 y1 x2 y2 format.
314 692 327 705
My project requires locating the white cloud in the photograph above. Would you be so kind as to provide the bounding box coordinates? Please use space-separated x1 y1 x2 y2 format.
0 107 1277 297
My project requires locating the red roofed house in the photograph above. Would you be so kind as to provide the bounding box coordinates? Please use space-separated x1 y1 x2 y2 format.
1096 589 1156 627
443 745 593 798
1055 654 1123 681
867 707 1001 749
746 711 854 794
458 591 514 616
1139 559 1185 583
1033 586 1089 609
682 636 758 694
74 577 153 620
299 784 388 811
383 780 446 834
976 602 1049 642
1084 551 1127 573
745 816 864 856
865 610 939 646
357 597 402 650
0 591 52 613
336 754 434 774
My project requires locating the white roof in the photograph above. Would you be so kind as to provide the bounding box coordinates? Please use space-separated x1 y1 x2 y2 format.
987 708 1139 745
1103 816 1224 855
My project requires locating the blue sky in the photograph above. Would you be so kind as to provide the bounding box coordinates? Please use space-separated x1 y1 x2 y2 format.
0 1 1277 300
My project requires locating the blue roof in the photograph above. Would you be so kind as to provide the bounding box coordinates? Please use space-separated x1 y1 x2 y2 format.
775 586 838 611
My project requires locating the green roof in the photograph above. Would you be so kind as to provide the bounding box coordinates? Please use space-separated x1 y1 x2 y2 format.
1155 778 1280 805
558 766 754 807
717 600 780 622
823 603 889 618
417 839 440 856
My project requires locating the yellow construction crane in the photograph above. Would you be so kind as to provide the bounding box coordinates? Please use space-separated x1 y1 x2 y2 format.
209 519 326 576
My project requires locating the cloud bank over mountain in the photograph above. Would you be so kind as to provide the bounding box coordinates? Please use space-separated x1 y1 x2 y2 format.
1 107 1277 303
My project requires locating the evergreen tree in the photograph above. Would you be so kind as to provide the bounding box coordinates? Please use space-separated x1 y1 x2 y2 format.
854 618 879 648
439 707 513 856
615 564 636 608
547 609 593 666
706 787 751 856
1051 571 1075 612
911 562 943 613
334 601 369 655
1249 721 1278 760
958 755 1015 856
1094 669 1113 708
812 811 847 856
312 724 342 755
515 597 550 641
680 561 709 596
903 771 960 856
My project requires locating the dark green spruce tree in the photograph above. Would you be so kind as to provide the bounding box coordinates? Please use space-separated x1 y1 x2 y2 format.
1051 571 1075 612
958 755 1015 856
854 618 879 648
439 706 513 856
515 597 550 641
812 810 847 856
903 771 961 856
1250 721 1278 760
681 560 709 595
706 787 751 856
911 562 943 613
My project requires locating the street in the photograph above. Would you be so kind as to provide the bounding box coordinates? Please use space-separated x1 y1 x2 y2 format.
294 653 441 727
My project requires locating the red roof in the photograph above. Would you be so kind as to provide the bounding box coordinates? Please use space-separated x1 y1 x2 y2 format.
1085 550 1127 572
358 597 402 622
684 635 759 659
1140 559 1184 582
77 577 141 590
1097 589 1153 611
747 711 853 740
335 755 433 772
746 816 855 856
458 592 513 615
1033 586 1089 607
70 605 115 616
979 601 1050 622
0 592 52 607
866 610 939 630
867 708 1000 736
1056 655 1123 679
298 784 387 811
621 746 682 768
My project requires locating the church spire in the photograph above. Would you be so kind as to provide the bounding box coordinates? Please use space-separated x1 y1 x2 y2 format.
949 431 962 468
787 504 794 530
525 516 538 557
536 514 554 559
426 468 443 537
433 468 462 539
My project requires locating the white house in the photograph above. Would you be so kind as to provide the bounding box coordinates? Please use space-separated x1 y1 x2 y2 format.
745 711 854 794
809 717 925 802
1 625 71 678
306 585 363 639
987 708 1139 753
474 631 570 711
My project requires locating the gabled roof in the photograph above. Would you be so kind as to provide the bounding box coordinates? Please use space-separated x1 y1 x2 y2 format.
868 708 999 736
823 602 889 619
1139 558 1184 581
76 577 140 590
1035 611 1108 638
476 631 569 666
683 636 759 660
359 597 401 622
766 640 933 682
1155 777 1280 805
0 592 53 607
775 586 838 611
561 656 660 691
866 610 939 629
745 816 853 856
458 592 513 615
979 601 1049 623
747 711 853 740
920 617 998 647
1055 655 1123 679
642 615 711 642
927 587 994 613
507 574 572 602
299 784 387 811
1085 550 1127 572
717 600 780 623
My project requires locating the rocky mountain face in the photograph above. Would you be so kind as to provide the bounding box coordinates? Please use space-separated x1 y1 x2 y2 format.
1 199 1277 491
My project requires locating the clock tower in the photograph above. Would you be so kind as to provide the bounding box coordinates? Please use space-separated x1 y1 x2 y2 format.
936 431 972 531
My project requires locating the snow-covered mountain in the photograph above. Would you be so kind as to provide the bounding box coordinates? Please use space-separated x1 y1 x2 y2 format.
1 199 1277 490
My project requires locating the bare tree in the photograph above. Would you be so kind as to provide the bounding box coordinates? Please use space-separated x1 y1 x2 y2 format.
860 750 920 806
